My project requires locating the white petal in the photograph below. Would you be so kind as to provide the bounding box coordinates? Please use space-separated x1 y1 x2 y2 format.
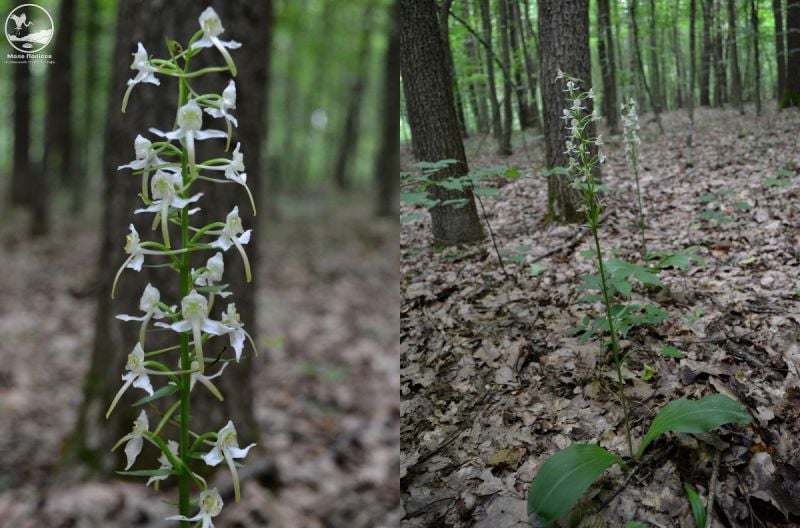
166 513 204 522
128 253 144 271
132 374 154 395
237 230 251 245
116 314 148 322
194 129 227 140
202 446 224 466
227 443 255 459
202 319 230 336
230 330 245 361
191 37 214 50
124 436 143 469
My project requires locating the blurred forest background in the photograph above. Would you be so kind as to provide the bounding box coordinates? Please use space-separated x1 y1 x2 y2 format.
0 0 400 527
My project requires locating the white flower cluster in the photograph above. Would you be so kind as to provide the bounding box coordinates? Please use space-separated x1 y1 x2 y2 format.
107 8 257 526
556 69 606 177
621 98 641 166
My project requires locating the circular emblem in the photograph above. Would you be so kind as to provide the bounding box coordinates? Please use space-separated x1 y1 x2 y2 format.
5 3 54 54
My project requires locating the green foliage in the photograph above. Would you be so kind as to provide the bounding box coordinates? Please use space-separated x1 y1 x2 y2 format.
652 246 706 271
683 483 707 528
527 444 624 526
637 394 752 458
659 345 683 359
762 162 797 188
697 190 752 225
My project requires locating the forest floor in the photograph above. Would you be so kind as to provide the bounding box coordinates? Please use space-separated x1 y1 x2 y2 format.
0 191 400 527
401 105 800 527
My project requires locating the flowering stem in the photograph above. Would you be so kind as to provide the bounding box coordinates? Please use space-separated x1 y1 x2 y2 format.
177 66 192 528
630 145 647 261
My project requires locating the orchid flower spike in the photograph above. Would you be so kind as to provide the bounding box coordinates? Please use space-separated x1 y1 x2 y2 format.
111 410 151 470
135 169 203 248
146 439 179 487
202 421 255 502
166 488 224 528
209 206 252 282
150 100 226 176
106 343 154 418
118 135 171 202
158 290 229 373
116 283 172 345
122 43 159 113
192 7 242 76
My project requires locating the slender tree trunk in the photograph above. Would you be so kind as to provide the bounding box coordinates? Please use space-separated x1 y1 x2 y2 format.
512 0 539 129
752 0 762 113
713 0 727 106
497 0 513 155
773 0 787 102
784 0 800 105
479 0 502 144
521 0 543 128
631 0 665 131
508 0 532 129
701 0 712 105
375 1 399 217
10 61 31 207
672 0 686 108
400 0 484 244
690 0 697 113
75 0 99 214
439 0 469 137
728 0 744 113
538 0 595 224
648 0 663 111
71 0 268 472
332 7 373 189
464 34 490 133
597 0 618 132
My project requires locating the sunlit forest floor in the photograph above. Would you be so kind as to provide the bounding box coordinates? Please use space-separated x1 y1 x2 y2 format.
401 105 800 526
0 192 400 527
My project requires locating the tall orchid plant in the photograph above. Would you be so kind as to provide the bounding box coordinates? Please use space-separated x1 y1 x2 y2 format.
108 8 257 528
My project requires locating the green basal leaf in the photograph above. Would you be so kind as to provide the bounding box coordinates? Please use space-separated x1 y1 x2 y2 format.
683 483 707 528
401 212 425 224
542 166 570 177
439 198 469 208
637 394 752 458
733 201 752 210
473 187 500 197
641 364 656 381
529 263 547 277
134 383 179 406
400 191 430 205
624 523 648 528
605 259 661 287
437 179 464 191
659 345 683 359
528 444 623 526
698 193 716 203
415 159 458 171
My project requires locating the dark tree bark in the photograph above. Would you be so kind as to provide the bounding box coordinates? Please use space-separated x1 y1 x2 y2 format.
439 0 469 137
464 34 490 133
690 0 697 113
538 0 595 224
479 0 502 144
400 0 484 244
520 0 542 128
497 0 513 155
597 0 618 132
672 0 686 108
728 0 744 112
713 0 727 106
773 0 787 101
333 7 373 189
10 62 31 207
784 0 800 105
375 1 399 218
72 0 270 472
630 0 665 131
511 0 539 129
648 0 663 111
700 0 712 105
752 0 762 113
507 0 531 129
75 0 100 214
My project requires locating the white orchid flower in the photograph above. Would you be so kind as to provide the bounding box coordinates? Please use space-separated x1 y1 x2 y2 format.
111 410 151 470
195 252 232 307
118 135 172 202
135 169 203 247
116 283 171 345
150 100 226 176
205 79 238 128
220 303 252 362
202 421 255 501
190 360 227 401
106 343 154 418
166 488 224 528
192 7 242 75
199 143 256 215
208 206 252 282
122 43 160 113
146 439 179 487
158 290 229 373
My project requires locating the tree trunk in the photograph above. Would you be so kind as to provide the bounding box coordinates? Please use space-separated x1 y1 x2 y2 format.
752 0 762 113
479 0 502 144
597 0 618 132
507 0 531 129
672 0 686 108
648 0 663 112
512 0 539 129
538 0 594 224
439 0 469 137
332 7 373 189
10 61 31 207
700 0 712 105
713 0 727 106
521 0 543 128
784 0 800 105
773 0 787 102
400 0 484 244
75 0 100 214
497 0 514 155
71 0 269 472
630 0 665 131
375 1 400 218
464 34 490 133
728 0 744 112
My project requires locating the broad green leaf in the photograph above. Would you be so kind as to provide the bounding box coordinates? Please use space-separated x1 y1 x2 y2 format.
437 179 464 191
698 193 716 203
401 212 424 224
134 383 179 406
439 198 469 208
625 523 648 528
529 263 547 277
400 191 430 205
473 187 499 197
605 259 662 287
659 345 683 359
641 364 656 381
415 159 458 171
527 444 623 525
637 394 751 458
658 251 704 271
733 201 752 210
683 484 707 528
542 166 570 177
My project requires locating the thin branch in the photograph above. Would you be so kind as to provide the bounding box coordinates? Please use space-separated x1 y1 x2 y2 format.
447 9 511 81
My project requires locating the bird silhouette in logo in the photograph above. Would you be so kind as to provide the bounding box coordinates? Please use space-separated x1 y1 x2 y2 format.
9 12 33 37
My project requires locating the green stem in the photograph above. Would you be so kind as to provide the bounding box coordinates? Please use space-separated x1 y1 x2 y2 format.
177 63 192 528
630 147 647 260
